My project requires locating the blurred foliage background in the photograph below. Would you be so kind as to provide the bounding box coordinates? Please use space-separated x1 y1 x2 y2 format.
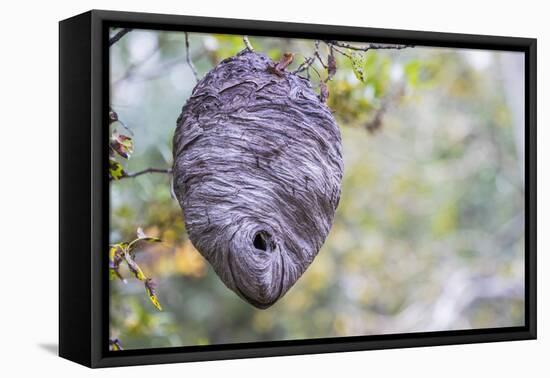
109 29 525 350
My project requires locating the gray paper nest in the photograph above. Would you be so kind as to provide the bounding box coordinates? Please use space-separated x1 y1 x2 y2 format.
173 50 343 308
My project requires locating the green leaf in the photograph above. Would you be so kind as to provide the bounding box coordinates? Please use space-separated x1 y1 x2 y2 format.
109 158 126 180
350 52 367 82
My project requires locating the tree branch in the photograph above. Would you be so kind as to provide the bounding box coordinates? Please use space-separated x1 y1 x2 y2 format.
325 40 413 52
314 40 328 69
109 28 132 47
330 45 352 59
184 32 200 83
112 167 173 181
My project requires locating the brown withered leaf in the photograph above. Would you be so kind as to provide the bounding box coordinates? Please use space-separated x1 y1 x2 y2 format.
109 109 118 124
145 278 162 311
318 82 329 103
110 131 134 159
327 52 337 80
123 251 147 281
267 52 294 77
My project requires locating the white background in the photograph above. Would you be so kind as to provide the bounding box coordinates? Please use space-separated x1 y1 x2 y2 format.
0 0 546 376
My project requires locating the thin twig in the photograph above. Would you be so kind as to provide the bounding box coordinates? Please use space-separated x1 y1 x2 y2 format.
293 40 324 74
293 56 315 74
325 40 413 52
309 65 322 80
314 40 327 69
184 32 200 82
296 40 411 75
109 28 133 47
243 36 254 52
113 167 173 181
331 45 352 59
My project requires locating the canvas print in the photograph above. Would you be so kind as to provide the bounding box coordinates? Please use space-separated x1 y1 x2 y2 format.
108 28 525 351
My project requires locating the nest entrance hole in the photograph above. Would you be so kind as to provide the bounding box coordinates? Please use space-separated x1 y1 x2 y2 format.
253 231 275 252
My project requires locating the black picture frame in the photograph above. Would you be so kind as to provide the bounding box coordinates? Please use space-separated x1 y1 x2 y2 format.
59 9 537 368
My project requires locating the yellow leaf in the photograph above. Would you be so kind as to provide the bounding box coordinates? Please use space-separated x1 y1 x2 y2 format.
123 252 147 281
144 278 162 311
148 293 162 311
109 338 123 351
109 244 124 262
109 158 126 180
109 246 117 262
109 244 126 282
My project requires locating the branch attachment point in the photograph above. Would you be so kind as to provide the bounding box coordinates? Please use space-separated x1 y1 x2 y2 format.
243 36 254 52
